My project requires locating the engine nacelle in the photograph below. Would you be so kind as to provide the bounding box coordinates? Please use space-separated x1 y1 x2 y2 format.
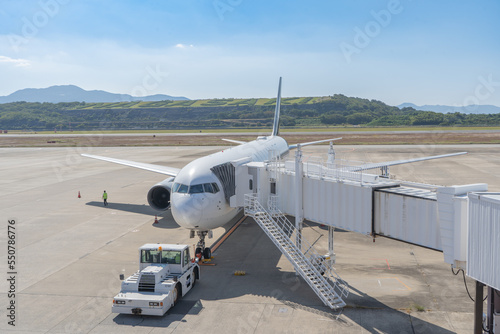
147 177 174 211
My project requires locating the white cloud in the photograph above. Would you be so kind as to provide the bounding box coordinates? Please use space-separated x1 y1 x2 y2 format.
0 55 30 67
175 43 194 49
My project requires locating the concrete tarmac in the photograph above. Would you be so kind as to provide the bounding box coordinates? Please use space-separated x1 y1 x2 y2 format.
1 145 497 333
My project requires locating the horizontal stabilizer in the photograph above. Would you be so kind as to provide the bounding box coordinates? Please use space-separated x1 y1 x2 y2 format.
349 152 468 172
222 138 247 145
289 137 342 150
81 154 180 176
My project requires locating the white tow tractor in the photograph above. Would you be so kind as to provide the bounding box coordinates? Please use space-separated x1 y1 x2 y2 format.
112 244 200 316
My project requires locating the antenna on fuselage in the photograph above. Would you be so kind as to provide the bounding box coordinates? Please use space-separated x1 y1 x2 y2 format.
271 77 282 137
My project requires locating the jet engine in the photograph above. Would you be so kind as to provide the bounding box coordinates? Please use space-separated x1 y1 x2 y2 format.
147 177 174 210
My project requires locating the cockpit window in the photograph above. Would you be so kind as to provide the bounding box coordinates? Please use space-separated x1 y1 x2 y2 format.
203 183 214 193
189 184 204 194
172 182 220 194
177 184 188 193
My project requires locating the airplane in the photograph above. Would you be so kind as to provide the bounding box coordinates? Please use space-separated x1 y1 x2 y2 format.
82 78 467 259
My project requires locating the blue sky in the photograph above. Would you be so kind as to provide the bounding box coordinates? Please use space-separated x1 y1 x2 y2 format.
0 0 499 106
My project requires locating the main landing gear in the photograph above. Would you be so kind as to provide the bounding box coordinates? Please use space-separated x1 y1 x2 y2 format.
193 230 212 260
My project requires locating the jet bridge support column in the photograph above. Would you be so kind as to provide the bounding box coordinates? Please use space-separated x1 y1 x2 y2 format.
327 141 335 166
295 145 304 252
326 142 336 266
474 281 484 334
328 226 336 265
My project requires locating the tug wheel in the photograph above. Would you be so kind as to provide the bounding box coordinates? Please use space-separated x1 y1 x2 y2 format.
173 284 181 305
192 269 197 288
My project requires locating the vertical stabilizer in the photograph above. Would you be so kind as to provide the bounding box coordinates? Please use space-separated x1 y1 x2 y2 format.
272 77 282 137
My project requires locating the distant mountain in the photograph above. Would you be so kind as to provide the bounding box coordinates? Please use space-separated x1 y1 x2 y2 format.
398 103 500 114
0 85 189 103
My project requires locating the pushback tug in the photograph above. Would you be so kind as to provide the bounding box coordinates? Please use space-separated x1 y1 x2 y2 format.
112 244 200 316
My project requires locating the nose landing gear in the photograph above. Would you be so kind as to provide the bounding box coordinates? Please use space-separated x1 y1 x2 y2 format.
193 230 212 260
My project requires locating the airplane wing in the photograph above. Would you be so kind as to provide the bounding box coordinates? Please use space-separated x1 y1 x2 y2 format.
347 152 468 172
289 137 342 150
222 138 247 145
81 154 180 176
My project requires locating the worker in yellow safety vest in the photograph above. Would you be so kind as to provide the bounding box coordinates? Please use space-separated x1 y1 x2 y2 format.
102 190 108 206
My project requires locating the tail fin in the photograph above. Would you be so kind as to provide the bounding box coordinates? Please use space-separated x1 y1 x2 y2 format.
271 77 282 137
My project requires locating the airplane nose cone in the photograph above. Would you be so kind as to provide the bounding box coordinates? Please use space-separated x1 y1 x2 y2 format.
171 194 207 229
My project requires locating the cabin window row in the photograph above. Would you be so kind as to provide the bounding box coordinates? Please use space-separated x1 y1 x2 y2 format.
172 182 220 194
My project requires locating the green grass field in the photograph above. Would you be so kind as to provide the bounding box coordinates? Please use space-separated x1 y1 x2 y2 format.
6 126 500 135
64 96 323 110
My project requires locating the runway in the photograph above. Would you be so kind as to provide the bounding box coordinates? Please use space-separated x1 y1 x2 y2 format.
1 145 497 333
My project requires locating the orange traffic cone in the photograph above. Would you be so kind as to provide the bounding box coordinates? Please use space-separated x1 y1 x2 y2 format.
154 215 159 224
78 191 81 198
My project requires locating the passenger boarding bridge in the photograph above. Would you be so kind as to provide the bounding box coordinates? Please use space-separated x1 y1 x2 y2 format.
225 143 499 333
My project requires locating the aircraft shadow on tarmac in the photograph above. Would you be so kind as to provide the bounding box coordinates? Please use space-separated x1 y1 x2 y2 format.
151 210 181 229
111 215 454 333
85 201 180 229
86 201 156 215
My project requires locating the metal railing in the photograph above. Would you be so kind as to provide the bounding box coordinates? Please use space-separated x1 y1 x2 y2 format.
244 193 349 309
282 157 365 183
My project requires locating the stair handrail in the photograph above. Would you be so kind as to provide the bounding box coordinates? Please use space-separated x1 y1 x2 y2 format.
244 193 349 300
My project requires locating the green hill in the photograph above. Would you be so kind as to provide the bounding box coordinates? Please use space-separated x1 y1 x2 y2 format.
1 95 500 131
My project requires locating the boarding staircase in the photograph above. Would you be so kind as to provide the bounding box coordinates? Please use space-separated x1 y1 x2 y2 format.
244 193 349 309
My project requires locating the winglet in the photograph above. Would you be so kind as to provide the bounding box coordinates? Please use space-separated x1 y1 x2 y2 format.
272 77 282 137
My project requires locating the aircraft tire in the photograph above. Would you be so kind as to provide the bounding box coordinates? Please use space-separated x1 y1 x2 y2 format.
203 247 211 260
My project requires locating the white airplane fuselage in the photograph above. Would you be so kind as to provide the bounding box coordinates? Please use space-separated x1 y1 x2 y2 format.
171 135 289 231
